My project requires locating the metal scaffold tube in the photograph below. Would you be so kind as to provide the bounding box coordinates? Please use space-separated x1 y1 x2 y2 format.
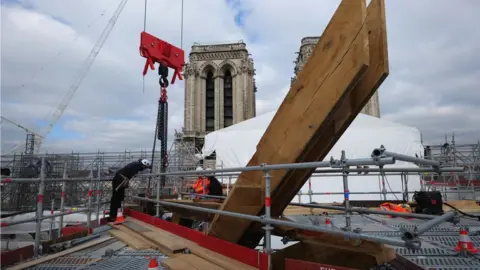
288 202 443 220
87 166 93 232
340 150 352 231
34 157 45 256
372 145 440 167
1 177 112 183
316 167 464 174
131 195 421 249
262 164 273 254
413 211 457 236
59 162 68 236
1 201 111 228
95 164 101 226
142 156 396 177
1 166 464 184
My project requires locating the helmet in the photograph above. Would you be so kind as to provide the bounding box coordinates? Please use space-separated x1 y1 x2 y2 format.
196 166 204 171
141 159 151 167
204 168 214 176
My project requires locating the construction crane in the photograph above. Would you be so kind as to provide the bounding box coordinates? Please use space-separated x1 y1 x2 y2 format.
3 0 129 155
1 116 44 155
35 0 129 153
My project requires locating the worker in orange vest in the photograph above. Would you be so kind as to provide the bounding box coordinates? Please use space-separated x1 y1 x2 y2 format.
379 202 412 218
190 167 223 198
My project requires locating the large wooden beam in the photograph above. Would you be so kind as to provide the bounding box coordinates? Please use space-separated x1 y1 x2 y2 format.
239 0 389 247
271 240 388 270
209 0 372 243
267 0 389 222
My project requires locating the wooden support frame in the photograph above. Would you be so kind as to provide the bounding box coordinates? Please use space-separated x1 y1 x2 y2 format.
209 0 380 245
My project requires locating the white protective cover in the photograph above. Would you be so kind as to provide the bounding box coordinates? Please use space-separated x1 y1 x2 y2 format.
202 112 424 203
0 210 104 234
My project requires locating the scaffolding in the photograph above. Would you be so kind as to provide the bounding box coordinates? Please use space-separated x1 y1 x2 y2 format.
0 135 199 211
1 149 468 257
423 136 480 200
3 136 479 211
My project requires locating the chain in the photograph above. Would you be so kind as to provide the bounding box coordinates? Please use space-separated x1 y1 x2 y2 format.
156 63 169 188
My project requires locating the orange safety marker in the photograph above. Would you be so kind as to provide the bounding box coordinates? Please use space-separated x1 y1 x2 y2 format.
454 227 478 254
147 257 159 270
114 207 125 225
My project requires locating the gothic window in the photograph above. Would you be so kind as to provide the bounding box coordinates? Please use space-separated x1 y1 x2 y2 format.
205 71 215 132
223 70 233 127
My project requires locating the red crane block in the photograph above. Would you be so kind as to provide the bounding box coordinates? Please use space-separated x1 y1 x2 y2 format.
139 31 185 85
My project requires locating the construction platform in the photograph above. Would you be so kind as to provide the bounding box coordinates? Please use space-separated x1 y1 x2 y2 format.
4 203 480 270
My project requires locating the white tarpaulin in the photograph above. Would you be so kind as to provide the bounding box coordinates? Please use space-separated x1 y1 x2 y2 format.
202 112 424 202
0 210 104 234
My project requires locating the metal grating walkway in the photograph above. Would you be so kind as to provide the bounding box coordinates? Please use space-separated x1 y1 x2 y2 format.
286 212 480 270
82 257 166 270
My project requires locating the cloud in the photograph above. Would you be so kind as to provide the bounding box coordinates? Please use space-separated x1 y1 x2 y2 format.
1 0 479 156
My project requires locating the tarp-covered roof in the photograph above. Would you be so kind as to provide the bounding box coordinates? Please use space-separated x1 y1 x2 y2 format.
202 111 424 202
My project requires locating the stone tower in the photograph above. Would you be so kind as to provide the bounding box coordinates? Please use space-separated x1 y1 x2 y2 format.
292 37 381 118
182 41 257 150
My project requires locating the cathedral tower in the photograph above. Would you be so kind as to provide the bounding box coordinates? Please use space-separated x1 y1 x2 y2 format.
182 41 256 149
292 37 381 117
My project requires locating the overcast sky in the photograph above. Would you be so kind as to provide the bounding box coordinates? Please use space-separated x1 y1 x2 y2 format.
1 0 479 155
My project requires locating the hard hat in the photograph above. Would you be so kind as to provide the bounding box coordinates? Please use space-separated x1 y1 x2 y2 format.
196 166 204 171
204 168 214 176
141 159 151 166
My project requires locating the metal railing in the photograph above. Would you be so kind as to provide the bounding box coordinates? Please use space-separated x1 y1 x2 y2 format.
0 147 467 257
1 158 111 256
131 147 464 253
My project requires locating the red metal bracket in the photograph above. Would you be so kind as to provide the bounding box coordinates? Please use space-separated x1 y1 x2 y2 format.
124 208 270 269
139 31 185 85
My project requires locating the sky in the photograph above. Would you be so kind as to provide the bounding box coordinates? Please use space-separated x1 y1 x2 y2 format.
1 0 479 155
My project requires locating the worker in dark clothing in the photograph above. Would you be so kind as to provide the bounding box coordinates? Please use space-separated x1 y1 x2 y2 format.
108 159 151 222
190 168 223 198
206 170 223 197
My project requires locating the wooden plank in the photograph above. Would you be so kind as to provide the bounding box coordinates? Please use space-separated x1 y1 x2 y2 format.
209 0 370 244
271 241 380 270
294 233 395 265
116 220 186 254
122 219 187 254
443 200 480 212
270 0 389 218
186 244 256 270
7 237 113 270
241 0 388 248
143 231 187 253
161 257 201 270
109 230 152 250
110 223 168 253
239 1 389 252
181 254 225 270
127 218 256 270
161 254 225 270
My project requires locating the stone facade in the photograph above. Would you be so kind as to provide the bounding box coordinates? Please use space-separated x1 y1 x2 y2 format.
292 37 381 118
182 42 257 145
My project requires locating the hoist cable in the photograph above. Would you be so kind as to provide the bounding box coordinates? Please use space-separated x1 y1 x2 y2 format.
142 0 148 93
147 104 159 196
180 0 184 50
146 0 184 194
143 0 148 32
